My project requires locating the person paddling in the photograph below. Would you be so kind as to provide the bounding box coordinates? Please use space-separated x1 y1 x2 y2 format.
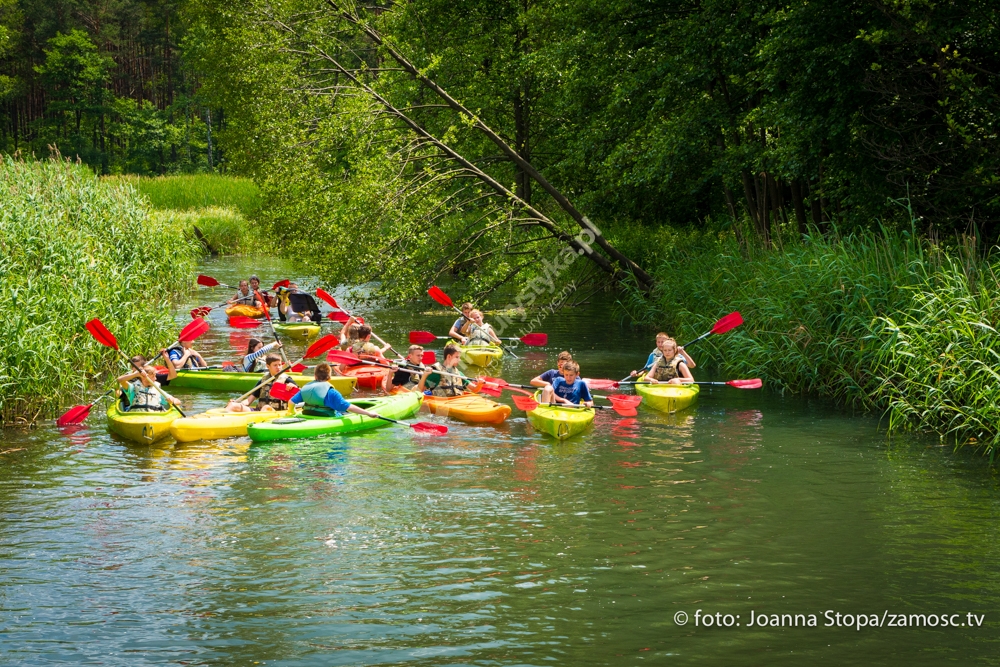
348 323 391 358
540 360 594 408
465 309 502 346
630 332 696 377
418 345 473 397
385 345 427 392
226 353 298 412
530 351 573 389
116 350 181 412
249 275 272 312
228 279 263 309
289 363 381 418
448 302 475 343
240 338 281 373
645 337 695 385
168 339 208 370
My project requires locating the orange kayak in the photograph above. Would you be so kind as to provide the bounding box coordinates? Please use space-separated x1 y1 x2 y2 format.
225 304 265 318
422 392 511 424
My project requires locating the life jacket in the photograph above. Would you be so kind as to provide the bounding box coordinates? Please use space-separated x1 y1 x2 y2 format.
651 355 684 382
298 380 341 417
128 379 167 411
392 361 423 389
429 362 466 397
256 372 293 410
455 316 473 336
467 323 496 346
234 288 254 304
242 354 265 373
350 340 383 360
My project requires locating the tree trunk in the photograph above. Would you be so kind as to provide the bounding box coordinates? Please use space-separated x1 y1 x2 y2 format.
790 179 808 235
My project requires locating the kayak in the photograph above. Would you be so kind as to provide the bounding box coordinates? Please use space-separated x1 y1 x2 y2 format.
525 391 594 440
341 365 391 390
106 401 182 444
170 369 356 395
421 392 511 424
458 344 503 367
247 392 422 442
634 378 700 413
272 321 320 340
225 305 264 318
170 406 299 443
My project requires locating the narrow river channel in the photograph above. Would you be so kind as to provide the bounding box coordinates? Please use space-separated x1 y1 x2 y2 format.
2 256 999 666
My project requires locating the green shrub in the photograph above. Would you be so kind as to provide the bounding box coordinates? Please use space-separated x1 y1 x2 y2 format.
0 156 200 425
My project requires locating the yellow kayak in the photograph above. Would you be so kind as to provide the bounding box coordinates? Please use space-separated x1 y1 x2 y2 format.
459 344 503 367
422 392 512 424
526 391 594 440
272 321 320 340
106 401 182 444
634 378 700 413
170 406 300 443
225 304 265 318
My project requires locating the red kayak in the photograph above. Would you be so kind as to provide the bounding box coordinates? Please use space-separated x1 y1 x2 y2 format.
342 365 391 390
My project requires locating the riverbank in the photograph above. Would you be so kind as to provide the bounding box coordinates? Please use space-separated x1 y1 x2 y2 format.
0 157 200 425
619 224 1000 457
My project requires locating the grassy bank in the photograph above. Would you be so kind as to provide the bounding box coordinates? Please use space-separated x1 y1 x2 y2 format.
620 225 1000 458
105 174 261 255
1 158 200 425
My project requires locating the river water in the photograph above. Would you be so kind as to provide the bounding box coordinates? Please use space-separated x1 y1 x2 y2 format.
2 257 999 666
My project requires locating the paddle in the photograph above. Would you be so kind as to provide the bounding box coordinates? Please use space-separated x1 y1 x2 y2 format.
232 334 339 403
57 389 114 427
510 393 636 416
84 318 185 417
409 330 547 347
427 285 521 359
261 297 292 366
315 289 401 358
481 376 642 407
620 311 745 382
229 315 261 329
197 274 238 290
422 351 437 365
588 378 762 390
325 350 467 380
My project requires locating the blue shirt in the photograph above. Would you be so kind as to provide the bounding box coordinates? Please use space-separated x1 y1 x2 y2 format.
552 377 592 404
290 385 352 413
538 369 561 384
644 351 658 371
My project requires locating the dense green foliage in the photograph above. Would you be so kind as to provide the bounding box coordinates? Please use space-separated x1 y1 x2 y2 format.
0 156 199 424
0 0 221 174
107 174 260 215
622 223 1000 456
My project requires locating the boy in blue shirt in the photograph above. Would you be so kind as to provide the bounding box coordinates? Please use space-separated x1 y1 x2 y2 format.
540 360 593 407
289 363 381 418
530 351 573 389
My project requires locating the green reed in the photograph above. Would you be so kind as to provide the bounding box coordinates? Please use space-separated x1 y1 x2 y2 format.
621 224 1000 457
151 207 260 256
0 157 200 425
105 173 261 215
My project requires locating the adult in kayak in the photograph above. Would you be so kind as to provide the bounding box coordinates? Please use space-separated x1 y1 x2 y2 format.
448 302 475 343
168 339 208 370
228 279 264 309
645 337 695 385
226 354 298 412
465 309 502 346
116 350 181 411
629 332 696 377
530 351 573 389
540 360 594 408
289 363 381 418
277 284 323 323
385 345 426 392
240 338 281 373
418 345 474 397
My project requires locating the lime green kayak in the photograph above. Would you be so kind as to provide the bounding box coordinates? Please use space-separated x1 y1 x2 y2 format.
247 392 422 442
106 401 182 444
458 344 503 367
272 321 321 340
526 391 594 440
634 378 700 413
170 369 356 395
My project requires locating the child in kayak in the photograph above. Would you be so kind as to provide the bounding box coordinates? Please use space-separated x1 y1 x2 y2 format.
226 354 298 412
289 363 381 418
228 279 263 309
645 337 694 384
116 350 181 412
385 345 426 392
540 360 594 407
240 338 281 373
449 302 474 343
418 345 473 397
249 275 273 310
629 332 696 377
348 323 391 358
466 309 502 346
530 351 573 388
168 339 208 370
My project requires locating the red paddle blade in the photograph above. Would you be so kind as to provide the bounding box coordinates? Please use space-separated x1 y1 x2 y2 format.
427 285 454 308
179 318 210 342
304 334 340 359
511 394 539 411
611 404 638 416
480 376 509 387
727 378 762 389
607 394 642 407
229 316 260 329
190 307 207 319
85 318 118 350
520 333 548 346
272 279 291 290
326 350 363 365
57 404 91 427
584 378 619 390
196 274 220 288
268 383 298 401
410 421 448 434
315 288 338 309
290 363 307 373
409 331 438 344
711 311 743 335
479 383 503 397
328 311 350 324
421 351 437 365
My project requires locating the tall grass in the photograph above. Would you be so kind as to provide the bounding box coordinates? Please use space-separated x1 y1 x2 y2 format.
622 224 1000 457
0 157 200 425
151 207 259 256
106 173 261 215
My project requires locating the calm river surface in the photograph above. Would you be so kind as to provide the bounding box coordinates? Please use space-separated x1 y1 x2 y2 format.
2 257 999 666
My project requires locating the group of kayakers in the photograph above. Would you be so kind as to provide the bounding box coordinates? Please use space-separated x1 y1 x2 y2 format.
228 275 323 324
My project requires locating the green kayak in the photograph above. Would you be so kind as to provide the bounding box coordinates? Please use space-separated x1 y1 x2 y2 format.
247 392 423 442
169 368 356 395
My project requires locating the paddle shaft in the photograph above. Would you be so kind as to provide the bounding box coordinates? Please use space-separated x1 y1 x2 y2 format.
337 357 469 382
264 313 292 366
234 359 302 403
